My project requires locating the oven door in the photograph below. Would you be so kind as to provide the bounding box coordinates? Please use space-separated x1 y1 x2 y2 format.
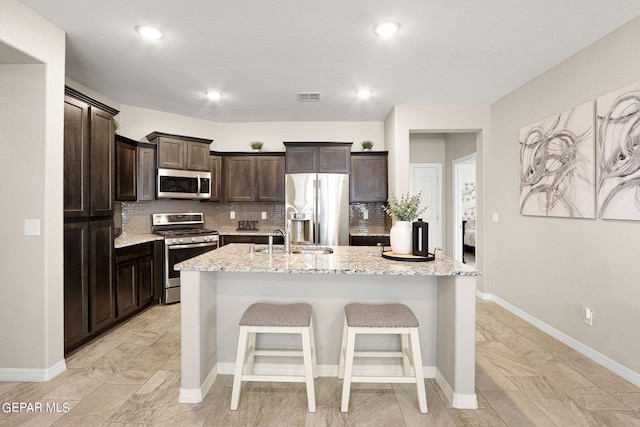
165 241 218 303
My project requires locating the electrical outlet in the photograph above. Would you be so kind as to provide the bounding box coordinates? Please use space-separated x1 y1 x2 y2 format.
582 306 593 325
230 211 235 219
262 212 267 220
24 219 41 236
363 210 369 220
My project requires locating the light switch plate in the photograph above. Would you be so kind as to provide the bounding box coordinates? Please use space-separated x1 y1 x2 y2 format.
25 219 41 236
230 211 235 219
261 212 267 220
492 212 499 222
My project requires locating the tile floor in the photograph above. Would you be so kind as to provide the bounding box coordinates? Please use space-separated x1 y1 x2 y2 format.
1 299 640 426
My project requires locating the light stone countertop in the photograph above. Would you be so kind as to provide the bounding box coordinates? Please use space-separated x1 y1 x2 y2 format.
114 233 163 249
175 243 479 276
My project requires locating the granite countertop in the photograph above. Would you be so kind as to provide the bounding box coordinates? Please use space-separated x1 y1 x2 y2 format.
114 233 164 249
176 243 479 276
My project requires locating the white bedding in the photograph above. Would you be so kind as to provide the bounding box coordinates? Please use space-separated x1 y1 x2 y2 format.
464 220 476 247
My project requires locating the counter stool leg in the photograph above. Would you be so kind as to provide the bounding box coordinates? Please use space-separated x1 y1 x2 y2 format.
340 326 357 412
246 332 257 375
301 325 316 412
230 326 249 411
337 318 348 379
401 333 411 376
309 319 318 378
410 328 428 413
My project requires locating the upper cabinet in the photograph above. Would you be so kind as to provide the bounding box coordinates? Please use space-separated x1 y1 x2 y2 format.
115 135 156 201
284 142 352 174
209 155 222 202
220 152 285 202
350 152 388 203
64 94 115 218
146 131 213 171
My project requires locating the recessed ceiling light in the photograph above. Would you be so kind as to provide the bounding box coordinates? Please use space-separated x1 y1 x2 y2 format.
356 90 372 99
205 91 222 101
374 21 400 37
135 25 164 40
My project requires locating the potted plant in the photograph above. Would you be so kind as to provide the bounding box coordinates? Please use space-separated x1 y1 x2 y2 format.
383 192 427 254
250 141 263 151
361 140 374 151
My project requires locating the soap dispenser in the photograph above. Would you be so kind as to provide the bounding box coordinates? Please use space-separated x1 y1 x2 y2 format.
412 218 429 257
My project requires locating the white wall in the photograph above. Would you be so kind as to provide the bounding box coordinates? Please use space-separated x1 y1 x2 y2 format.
117 104 384 153
0 0 65 377
489 16 640 375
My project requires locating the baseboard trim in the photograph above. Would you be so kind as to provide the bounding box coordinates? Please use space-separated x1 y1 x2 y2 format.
179 364 218 403
0 359 67 382
478 290 640 388
435 369 478 409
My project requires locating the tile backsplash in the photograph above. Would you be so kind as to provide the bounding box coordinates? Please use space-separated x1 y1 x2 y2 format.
120 200 388 235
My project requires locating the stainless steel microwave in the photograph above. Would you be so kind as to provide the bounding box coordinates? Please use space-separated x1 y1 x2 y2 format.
157 168 211 200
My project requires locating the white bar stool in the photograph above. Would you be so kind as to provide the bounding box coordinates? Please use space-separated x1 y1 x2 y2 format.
230 302 318 412
338 303 428 413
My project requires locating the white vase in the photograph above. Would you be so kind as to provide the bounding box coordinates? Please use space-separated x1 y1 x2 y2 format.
390 220 412 255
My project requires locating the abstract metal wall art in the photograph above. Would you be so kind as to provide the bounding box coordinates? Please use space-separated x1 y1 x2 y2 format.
597 82 640 220
519 101 595 218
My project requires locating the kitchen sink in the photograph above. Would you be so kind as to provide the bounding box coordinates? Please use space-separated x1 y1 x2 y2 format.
290 248 334 255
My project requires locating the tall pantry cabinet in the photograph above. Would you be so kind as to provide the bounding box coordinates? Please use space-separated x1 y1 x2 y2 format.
63 90 117 354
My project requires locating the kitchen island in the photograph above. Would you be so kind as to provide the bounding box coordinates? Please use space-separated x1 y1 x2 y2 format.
175 244 480 409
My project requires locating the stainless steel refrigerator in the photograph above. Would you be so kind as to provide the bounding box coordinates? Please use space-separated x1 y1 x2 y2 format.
285 173 349 246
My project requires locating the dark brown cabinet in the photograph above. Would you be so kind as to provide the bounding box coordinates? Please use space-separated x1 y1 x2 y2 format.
137 145 156 201
115 137 136 201
221 153 285 202
284 142 352 174
115 135 156 202
350 152 388 202
63 97 90 217
147 131 212 171
63 221 90 350
210 155 222 201
90 109 116 216
349 234 390 246
221 234 284 246
90 219 116 332
256 156 285 201
115 241 161 320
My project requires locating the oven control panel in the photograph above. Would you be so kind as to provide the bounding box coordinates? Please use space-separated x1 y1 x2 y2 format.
167 235 219 245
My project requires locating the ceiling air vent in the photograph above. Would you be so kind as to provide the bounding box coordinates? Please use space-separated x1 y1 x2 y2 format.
297 92 321 102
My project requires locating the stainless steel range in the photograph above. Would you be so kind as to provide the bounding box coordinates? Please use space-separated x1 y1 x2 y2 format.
152 213 219 304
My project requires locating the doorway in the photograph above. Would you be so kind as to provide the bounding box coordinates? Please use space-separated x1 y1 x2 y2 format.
409 163 442 250
453 154 476 264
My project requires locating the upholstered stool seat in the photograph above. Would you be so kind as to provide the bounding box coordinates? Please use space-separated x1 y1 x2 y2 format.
231 302 318 412
338 303 427 413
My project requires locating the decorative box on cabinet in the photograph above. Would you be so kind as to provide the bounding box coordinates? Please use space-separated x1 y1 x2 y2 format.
283 142 352 174
146 131 212 171
350 151 388 202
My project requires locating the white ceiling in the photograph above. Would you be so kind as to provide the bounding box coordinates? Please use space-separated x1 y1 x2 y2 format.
18 0 640 122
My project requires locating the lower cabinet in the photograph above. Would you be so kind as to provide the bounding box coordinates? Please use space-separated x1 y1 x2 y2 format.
349 235 390 246
64 235 162 355
221 234 284 246
115 242 162 319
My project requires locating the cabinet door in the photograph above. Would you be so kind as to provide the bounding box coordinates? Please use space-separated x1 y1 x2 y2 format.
157 137 186 169
137 147 156 201
64 221 91 351
318 145 351 173
209 155 222 201
138 254 154 306
115 141 137 201
256 156 285 202
224 156 255 201
90 219 115 332
90 108 115 217
116 260 138 318
285 146 317 173
186 141 210 171
350 154 388 202
63 96 90 218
